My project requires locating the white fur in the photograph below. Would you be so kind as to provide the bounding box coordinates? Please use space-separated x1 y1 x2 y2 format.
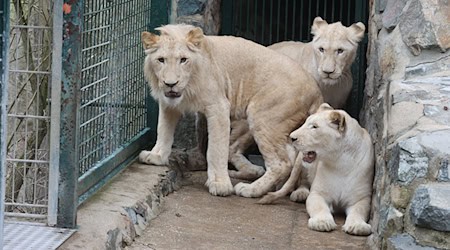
259 103 374 236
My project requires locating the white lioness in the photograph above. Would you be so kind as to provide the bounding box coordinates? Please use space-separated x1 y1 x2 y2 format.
139 24 323 197
228 17 365 180
269 17 365 109
259 103 374 236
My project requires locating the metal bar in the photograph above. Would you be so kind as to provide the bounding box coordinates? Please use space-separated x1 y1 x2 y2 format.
9 69 52 75
5 202 48 208
58 0 83 229
5 159 49 164
307 0 312 41
1 0 11 247
4 212 47 219
276 0 280 42
261 0 265 45
299 0 304 41
254 0 257 41
7 114 51 119
291 0 296 40
284 0 288 40
269 0 273 44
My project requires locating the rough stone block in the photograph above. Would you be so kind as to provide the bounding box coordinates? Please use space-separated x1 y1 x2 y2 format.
410 183 450 232
417 130 450 156
398 0 450 55
437 159 449 182
387 233 436 250
397 136 429 185
389 101 424 137
177 0 207 16
382 0 408 30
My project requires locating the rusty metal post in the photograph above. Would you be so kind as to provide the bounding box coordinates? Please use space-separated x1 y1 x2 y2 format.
1 0 11 246
58 0 83 228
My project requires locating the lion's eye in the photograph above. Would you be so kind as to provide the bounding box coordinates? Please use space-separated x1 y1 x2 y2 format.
337 49 344 54
180 57 187 64
157 57 165 63
311 124 318 129
319 47 324 53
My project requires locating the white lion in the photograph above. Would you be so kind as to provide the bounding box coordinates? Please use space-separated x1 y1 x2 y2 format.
269 17 365 109
259 103 374 236
139 24 323 197
228 17 365 179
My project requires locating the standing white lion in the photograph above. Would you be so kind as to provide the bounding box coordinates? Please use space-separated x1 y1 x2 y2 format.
269 17 365 109
139 24 323 197
227 17 365 179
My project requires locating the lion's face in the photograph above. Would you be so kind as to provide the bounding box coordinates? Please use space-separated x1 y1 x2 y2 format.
290 103 346 164
311 17 365 85
141 26 204 107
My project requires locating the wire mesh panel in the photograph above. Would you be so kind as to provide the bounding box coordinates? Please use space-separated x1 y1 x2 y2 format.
221 0 368 118
5 0 54 222
79 0 149 175
76 0 154 200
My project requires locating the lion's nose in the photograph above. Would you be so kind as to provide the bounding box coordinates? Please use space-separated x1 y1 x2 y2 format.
164 81 178 88
323 69 334 74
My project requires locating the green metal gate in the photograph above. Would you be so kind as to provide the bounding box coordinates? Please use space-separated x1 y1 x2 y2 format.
221 0 368 118
58 0 170 228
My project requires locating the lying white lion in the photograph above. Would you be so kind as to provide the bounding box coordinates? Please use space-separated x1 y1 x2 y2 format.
269 17 365 109
228 17 365 179
139 24 323 197
259 103 374 236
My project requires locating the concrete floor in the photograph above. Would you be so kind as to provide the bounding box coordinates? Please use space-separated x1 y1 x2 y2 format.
126 171 369 250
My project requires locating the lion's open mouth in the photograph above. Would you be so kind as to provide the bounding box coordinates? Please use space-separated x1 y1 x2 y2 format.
165 91 181 98
303 151 317 163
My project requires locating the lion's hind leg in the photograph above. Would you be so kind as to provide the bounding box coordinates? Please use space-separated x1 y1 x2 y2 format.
258 153 304 204
289 170 311 202
342 197 372 236
229 120 265 180
234 128 292 198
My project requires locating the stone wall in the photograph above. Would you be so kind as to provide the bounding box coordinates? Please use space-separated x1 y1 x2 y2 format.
362 0 450 249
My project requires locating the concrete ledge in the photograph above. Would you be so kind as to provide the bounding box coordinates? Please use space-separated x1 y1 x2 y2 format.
59 162 182 250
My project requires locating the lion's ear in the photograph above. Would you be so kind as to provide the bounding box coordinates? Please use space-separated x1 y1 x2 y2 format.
349 22 366 43
329 111 346 133
186 27 204 50
317 103 334 113
142 31 159 50
311 16 328 36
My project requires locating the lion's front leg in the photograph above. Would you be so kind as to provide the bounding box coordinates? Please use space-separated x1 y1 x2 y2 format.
204 104 234 196
306 192 337 232
342 197 372 236
139 105 181 166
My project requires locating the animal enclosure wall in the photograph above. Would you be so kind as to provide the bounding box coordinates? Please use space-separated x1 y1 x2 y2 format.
221 0 368 118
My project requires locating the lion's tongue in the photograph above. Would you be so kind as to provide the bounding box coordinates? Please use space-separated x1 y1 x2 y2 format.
303 151 317 163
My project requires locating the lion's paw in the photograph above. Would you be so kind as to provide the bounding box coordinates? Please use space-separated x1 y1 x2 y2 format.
205 179 234 197
139 150 167 166
308 215 337 232
234 182 261 198
342 221 372 236
290 187 310 202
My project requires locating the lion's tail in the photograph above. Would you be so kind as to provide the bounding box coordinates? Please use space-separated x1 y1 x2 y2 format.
258 153 304 204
